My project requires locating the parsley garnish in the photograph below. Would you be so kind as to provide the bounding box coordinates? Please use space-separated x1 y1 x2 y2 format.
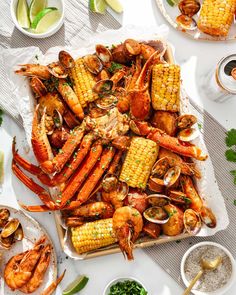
230 170 236 185
225 129 236 185
225 149 236 162
226 129 236 147
108 280 147 295
108 61 123 73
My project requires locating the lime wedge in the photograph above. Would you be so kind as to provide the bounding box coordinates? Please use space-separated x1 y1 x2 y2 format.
0 151 4 184
105 0 123 13
62 275 89 295
89 0 107 14
32 7 61 33
29 0 47 23
166 0 179 6
16 0 30 29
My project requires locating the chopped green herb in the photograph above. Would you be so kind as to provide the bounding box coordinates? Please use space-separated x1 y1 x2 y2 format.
108 61 123 73
226 129 236 147
230 170 236 185
225 149 236 162
108 280 148 295
197 123 202 131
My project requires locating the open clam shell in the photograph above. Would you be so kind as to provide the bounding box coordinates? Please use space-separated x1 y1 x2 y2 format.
58 51 75 69
200 206 217 228
178 128 199 142
1 218 20 238
151 157 170 177
163 166 181 187
176 15 197 31
169 190 189 205
177 114 197 129
0 235 14 249
84 54 103 75
95 95 118 110
178 0 201 17
146 194 170 207
184 209 201 234
96 44 112 64
102 173 118 193
47 62 68 78
148 177 165 193
93 79 113 95
143 206 169 224
116 182 129 201
14 224 24 241
0 208 10 227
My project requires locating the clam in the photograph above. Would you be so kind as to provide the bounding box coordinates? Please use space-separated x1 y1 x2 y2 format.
163 166 181 187
0 235 14 249
184 209 201 234
169 190 189 205
95 95 118 110
176 15 197 31
92 79 113 95
116 182 129 201
83 54 103 74
1 218 20 238
102 173 118 193
148 177 165 193
178 127 199 142
47 62 68 78
58 51 75 69
178 0 201 17
95 44 112 64
14 224 24 241
177 114 197 129
200 206 217 228
30 77 48 97
146 194 170 207
151 157 170 177
143 207 169 224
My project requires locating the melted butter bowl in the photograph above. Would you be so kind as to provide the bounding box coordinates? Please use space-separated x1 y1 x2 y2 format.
180 242 236 295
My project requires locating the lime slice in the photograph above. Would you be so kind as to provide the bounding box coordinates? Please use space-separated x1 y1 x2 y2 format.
29 0 47 23
16 0 30 29
0 151 4 184
166 0 179 6
89 0 107 14
105 0 123 13
62 275 89 295
32 7 61 33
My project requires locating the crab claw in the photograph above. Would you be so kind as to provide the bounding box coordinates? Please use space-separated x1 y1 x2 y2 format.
129 120 152 136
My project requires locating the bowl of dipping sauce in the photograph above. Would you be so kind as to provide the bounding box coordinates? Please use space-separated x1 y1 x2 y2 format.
10 0 64 38
181 242 236 295
103 277 148 295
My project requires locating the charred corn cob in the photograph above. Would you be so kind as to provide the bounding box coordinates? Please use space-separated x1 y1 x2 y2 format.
198 0 236 37
70 57 98 107
119 137 159 189
151 64 180 112
71 219 117 254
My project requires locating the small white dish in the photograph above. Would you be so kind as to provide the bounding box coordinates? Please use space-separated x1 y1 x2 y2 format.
181 241 236 295
103 277 147 295
10 0 64 38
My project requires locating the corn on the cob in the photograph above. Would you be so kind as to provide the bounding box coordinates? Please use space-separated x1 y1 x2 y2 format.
70 57 98 107
119 137 159 189
151 64 180 112
71 219 117 254
198 0 236 37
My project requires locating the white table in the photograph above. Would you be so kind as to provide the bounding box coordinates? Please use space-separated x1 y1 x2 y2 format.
1 0 236 294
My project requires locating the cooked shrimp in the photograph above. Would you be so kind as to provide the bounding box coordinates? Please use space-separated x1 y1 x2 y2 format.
15 64 51 80
4 236 46 290
112 206 143 260
20 244 51 293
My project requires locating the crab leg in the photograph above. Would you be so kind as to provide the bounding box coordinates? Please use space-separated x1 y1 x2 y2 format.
107 150 123 174
40 270 66 295
132 120 208 161
12 162 58 211
40 124 85 174
62 146 115 210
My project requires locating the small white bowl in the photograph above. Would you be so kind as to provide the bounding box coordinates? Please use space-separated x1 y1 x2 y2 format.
10 0 64 38
103 277 147 295
181 242 236 295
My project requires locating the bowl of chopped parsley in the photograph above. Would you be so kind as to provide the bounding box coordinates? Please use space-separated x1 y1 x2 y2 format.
103 277 148 295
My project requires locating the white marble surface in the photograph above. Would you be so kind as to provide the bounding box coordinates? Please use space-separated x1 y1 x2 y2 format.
1 0 236 294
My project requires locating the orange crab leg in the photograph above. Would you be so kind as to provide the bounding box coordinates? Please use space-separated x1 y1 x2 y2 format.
12 162 58 210
41 270 66 295
63 146 115 210
40 124 85 174
131 120 207 161
107 150 123 174
60 141 103 207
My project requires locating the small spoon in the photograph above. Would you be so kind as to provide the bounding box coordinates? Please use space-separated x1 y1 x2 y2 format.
183 255 222 295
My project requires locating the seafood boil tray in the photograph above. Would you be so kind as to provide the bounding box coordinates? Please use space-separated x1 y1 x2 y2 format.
11 33 228 261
